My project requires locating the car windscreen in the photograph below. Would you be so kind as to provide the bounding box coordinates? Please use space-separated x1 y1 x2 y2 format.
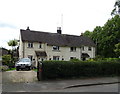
19 58 31 62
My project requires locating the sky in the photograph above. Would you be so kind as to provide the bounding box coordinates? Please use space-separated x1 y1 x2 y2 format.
0 0 115 49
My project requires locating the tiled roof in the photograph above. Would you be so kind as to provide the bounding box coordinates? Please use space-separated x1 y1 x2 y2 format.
20 29 96 47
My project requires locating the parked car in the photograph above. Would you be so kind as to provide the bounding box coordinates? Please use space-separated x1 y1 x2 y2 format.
15 58 32 71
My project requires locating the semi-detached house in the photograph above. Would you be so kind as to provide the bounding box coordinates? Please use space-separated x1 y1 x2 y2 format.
19 27 96 67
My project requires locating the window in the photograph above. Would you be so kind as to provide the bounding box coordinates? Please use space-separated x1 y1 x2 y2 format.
28 55 33 61
39 43 42 48
82 46 84 51
70 47 76 52
53 56 59 60
28 42 33 48
53 46 59 51
70 57 76 60
88 47 92 51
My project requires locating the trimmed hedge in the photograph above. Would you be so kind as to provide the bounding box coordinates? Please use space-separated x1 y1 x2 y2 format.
41 61 120 79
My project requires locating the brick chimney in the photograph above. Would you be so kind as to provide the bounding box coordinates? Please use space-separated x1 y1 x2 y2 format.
57 27 62 34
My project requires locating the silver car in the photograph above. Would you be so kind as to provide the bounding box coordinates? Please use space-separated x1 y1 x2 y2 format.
15 58 32 71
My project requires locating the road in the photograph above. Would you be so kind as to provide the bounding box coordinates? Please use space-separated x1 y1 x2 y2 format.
1 70 120 92
2 82 119 92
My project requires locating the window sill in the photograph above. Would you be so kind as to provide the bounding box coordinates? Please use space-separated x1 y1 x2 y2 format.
52 50 61 52
27 47 34 48
70 51 76 52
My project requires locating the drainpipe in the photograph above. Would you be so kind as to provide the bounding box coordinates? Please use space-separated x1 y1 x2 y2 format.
23 42 25 58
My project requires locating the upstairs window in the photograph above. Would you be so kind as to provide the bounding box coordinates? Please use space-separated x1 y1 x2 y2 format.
28 42 33 48
39 43 42 48
82 46 84 51
53 46 59 51
88 47 92 51
70 47 76 52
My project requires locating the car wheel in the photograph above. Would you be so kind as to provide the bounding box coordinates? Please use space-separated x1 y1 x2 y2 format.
16 68 19 71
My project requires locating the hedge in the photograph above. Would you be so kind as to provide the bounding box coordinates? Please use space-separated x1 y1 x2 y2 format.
41 61 120 80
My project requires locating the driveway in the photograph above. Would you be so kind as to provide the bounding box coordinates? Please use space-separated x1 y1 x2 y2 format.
2 70 37 83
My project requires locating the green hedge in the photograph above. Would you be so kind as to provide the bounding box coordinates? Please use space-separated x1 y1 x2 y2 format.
41 61 120 79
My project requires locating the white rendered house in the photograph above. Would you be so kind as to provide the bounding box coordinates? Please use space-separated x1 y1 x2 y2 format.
19 27 96 67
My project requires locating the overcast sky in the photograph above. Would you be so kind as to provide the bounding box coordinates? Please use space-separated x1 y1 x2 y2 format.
0 0 115 49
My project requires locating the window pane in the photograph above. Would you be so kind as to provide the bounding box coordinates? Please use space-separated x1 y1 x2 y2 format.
70 47 76 51
53 46 59 50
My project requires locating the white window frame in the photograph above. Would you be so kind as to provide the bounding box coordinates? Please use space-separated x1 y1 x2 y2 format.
88 47 92 51
70 57 76 60
53 56 59 61
28 42 33 48
39 43 42 49
53 46 59 51
82 46 84 51
70 47 76 52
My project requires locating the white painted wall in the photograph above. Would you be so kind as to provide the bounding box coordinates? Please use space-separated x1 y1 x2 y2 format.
19 40 96 67
46 46 81 61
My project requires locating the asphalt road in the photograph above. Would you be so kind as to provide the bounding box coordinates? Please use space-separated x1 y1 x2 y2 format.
2 82 119 92
1 70 120 92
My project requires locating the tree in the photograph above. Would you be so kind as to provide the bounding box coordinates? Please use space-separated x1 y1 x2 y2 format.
83 15 120 58
8 39 18 50
114 43 120 57
8 39 18 63
111 0 120 16
83 30 92 38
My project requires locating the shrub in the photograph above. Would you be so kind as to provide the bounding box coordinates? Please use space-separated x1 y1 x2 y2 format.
40 60 120 80
0 65 9 71
2 55 15 68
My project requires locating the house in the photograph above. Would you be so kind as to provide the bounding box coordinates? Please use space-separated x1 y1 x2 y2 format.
0 48 9 56
19 27 96 67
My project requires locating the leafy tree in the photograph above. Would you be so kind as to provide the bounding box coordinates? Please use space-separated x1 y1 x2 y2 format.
7 39 18 63
83 30 92 38
111 0 120 16
2 55 11 65
8 39 18 50
83 15 120 58
114 43 120 57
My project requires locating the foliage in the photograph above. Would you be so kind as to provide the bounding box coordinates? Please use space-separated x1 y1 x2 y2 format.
8 39 18 63
2 55 15 68
2 55 11 65
6 68 16 71
8 39 18 50
83 15 120 58
114 43 120 57
40 61 120 80
0 65 9 71
111 0 120 16
70 58 80 62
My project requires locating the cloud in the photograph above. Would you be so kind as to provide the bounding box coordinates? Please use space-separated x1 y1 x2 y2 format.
0 22 17 29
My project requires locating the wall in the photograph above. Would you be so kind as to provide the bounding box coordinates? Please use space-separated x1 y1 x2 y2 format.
46 46 81 61
19 41 95 67
82 46 95 58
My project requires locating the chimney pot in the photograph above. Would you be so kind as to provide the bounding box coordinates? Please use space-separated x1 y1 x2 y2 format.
26 26 30 30
57 27 62 34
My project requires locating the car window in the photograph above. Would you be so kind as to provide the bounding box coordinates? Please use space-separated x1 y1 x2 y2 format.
19 58 31 62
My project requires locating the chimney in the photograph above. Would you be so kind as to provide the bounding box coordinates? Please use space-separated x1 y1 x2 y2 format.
57 27 62 34
81 33 84 36
26 26 30 30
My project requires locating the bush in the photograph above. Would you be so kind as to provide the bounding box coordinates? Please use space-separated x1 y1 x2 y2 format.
41 60 120 80
0 65 9 71
2 55 15 68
